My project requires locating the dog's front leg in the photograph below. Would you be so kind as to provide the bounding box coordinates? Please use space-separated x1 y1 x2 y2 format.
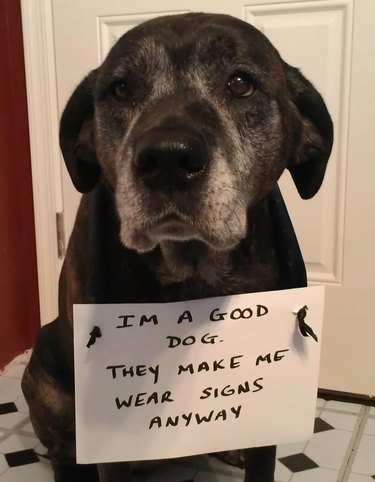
98 462 132 482
244 446 276 482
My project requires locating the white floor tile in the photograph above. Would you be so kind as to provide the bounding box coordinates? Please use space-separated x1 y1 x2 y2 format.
17 422 35 434
0 455 7 476
363 417 375 436
347 474 375 482
0 434 39 453
275 459 292 482
277 441 307 458
13 397 29 414
316 399 326 410
0 379 22 405
0 412 28 431
351 435 375 475
320 410 360 432
34 442 48 457
304 429 352 470
369 407 375 416
0 461 54 482
324 400 362 414
290 467 338 482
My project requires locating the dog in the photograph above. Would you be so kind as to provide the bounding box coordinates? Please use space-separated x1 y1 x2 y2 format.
22 12 333 482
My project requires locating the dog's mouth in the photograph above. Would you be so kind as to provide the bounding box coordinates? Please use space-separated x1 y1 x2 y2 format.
124 211 211 252
117 181 248 253
150 214 197 238
144 213 204 244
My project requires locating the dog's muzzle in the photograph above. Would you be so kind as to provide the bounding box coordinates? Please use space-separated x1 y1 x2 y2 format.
133 127 208 191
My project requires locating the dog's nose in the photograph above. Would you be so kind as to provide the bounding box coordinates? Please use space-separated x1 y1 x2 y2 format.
133 129 208 190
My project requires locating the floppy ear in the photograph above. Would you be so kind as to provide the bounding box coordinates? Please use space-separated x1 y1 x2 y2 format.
284 63 334 199
59 70 101 193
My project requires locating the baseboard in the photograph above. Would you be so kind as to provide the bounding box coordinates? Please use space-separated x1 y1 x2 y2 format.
318 388 375 406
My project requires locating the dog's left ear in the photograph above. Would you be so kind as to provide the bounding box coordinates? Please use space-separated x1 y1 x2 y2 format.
284 63 334 199
59 70 101 193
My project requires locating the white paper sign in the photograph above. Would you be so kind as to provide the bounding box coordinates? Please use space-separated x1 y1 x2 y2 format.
74 286 324 464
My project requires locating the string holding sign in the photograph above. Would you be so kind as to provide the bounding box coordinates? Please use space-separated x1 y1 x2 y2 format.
86 326 102 348
294 306 318 342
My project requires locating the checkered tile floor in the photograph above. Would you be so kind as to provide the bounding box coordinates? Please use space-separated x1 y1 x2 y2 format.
1 352 374 481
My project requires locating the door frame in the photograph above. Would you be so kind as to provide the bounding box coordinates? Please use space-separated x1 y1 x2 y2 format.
21 0 62 324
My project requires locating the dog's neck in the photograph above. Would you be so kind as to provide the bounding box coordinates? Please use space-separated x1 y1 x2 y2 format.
152 240 232 285
141 199 281 297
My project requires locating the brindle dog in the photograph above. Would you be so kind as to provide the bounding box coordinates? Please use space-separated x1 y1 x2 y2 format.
22 13 333 482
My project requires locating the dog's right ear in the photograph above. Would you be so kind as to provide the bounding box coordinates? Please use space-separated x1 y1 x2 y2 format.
59 70 101 193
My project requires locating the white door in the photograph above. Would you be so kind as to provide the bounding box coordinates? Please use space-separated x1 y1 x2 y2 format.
22 0 375 395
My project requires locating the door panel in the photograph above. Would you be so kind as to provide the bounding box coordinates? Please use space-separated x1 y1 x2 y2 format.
247 2 351 285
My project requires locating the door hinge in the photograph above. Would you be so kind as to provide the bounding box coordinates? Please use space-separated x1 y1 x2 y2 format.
56 211 66 259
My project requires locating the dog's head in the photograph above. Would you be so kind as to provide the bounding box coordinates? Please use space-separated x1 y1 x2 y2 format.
60 13 333 253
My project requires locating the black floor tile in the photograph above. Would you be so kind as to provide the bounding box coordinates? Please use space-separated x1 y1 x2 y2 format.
5 449 39 467
279 453 319 473
0 402 18 415
314 417 335 433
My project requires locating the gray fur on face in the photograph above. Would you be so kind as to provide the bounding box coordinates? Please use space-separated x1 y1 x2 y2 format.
93 22 289 265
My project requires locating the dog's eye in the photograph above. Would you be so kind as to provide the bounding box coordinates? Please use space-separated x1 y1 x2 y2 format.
227 72 254 98
111 80 128 99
